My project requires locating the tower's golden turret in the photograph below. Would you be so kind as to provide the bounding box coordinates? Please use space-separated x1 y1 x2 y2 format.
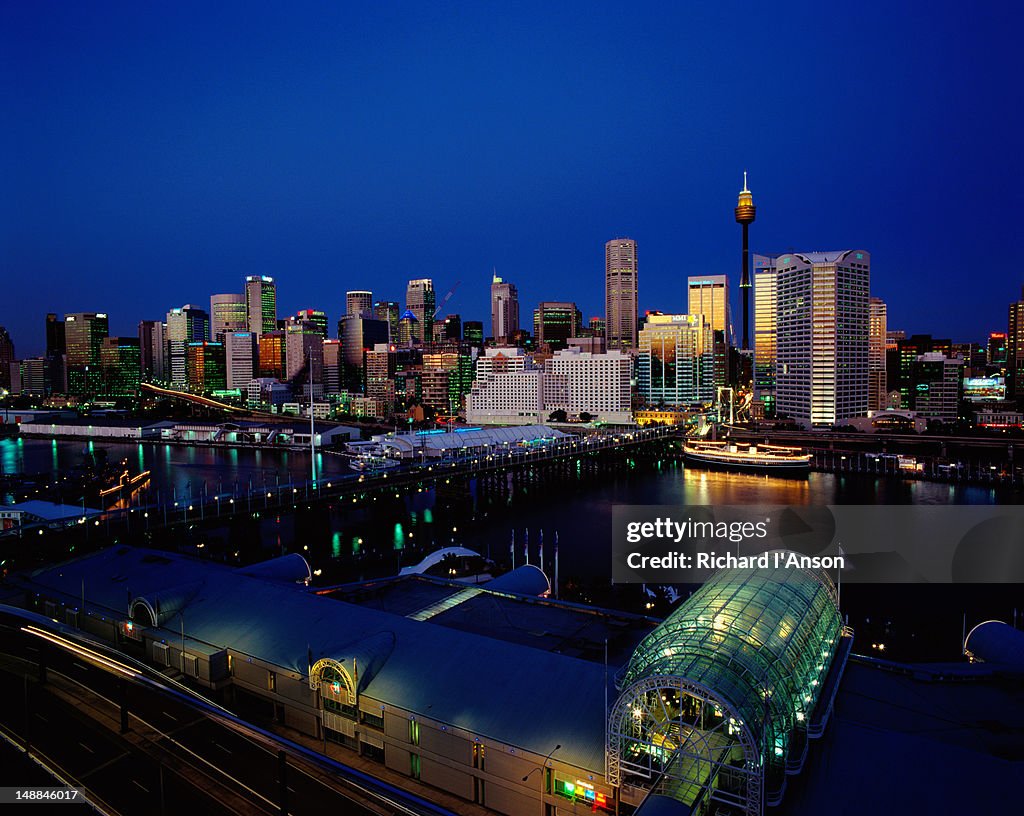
735 171 756 225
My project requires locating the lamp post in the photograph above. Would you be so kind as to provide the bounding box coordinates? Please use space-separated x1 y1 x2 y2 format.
522 743 560 816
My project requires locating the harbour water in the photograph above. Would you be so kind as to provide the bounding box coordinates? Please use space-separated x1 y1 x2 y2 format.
3 437 1020 661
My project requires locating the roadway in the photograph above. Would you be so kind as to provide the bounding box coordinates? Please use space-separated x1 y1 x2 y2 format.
0 608 451 816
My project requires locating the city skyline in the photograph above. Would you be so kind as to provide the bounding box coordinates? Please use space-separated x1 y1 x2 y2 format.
4 3 1022 353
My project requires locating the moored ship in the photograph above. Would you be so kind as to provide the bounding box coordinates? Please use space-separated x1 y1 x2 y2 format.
683 440 812 476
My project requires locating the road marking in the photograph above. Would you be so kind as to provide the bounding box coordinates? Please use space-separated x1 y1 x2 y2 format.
35 713 49 723
213 741 231 754
132 780 150 793
79 742 94 754
72 662 88 671
162 711 178 722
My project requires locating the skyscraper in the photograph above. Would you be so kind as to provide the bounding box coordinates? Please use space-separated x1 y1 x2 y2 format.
1009 286 1024 402
373 301 400 340
0 327 14 391
337 314 389 392
868 297 888 411
490 273 519 344
775 251 870 427
258 331 286 379
224 331 257 390
138 320 167 383
533 302 582 351
688 275 730 390
752 254 778 416
166 305 209 388
406 279 436 342
65 313 110 394
346 291 373 318
210 294 248 342
687 276 730 337
245 276 277 337
638 314 715 406
294 309 329 339
45 313 65 357
734 173 756 350
186 342 227 392
605 238 638 351
99 337 141 397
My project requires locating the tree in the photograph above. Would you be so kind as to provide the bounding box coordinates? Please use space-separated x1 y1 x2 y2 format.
547 409 567 423
579 411 594 423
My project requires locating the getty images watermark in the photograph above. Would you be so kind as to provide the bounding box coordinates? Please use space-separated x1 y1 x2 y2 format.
612 505 1024 584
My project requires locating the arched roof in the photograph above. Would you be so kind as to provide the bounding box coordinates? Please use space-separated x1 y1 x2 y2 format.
615 557 842 772
965 620 1024 671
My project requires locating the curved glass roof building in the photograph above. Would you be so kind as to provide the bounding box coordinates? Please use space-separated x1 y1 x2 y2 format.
607 558 850 815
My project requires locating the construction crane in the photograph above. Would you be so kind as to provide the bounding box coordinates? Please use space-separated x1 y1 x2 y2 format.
432 279 462 319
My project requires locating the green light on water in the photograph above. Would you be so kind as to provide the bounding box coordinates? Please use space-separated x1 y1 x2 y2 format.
423 508 433 524
351 536 362 555
331 532 342 559
394 523 405 550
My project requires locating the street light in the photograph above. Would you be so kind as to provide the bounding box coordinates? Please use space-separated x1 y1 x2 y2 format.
523 743 560 816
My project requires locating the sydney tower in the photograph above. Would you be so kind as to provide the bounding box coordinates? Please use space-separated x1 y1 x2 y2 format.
734 172 756 350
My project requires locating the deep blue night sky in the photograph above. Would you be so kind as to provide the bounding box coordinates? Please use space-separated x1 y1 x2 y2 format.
3 1 1022 356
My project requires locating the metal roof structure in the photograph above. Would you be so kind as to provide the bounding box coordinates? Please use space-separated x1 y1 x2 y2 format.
964 620 1024 671
374 424 568 457
20 546 623 774
609 558 847 816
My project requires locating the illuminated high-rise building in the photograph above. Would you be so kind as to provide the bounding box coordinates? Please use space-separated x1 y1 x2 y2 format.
462 321 484 348
284 320 323 383
1009 286 1024 401
210 294 247 342
406 279 435 342
166 305 209 388
65 312 109 394
687 276 729 337
605 238 638 351
637 314 714 406
373 301 400 340
322 339 342 394
224 332 256 390
889 334 952 407
734 173 756 350
347 291 373 318
868 297 888 411
337 314 389 392
186 341 226 392
294 309 328 339
100 337 141 397
138 320 167 383
258 331 286 379
775 251 870 426
490 273 519 344
533 302 582 351
245 276 277 337
752 254 778 416
987 332 1008 369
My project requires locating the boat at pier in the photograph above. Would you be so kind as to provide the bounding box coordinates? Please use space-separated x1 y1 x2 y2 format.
682 440 812 476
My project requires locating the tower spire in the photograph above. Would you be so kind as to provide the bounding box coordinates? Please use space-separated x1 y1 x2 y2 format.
742 170 749 193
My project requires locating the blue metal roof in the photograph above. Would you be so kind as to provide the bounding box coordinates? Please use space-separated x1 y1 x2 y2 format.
22 546 612 773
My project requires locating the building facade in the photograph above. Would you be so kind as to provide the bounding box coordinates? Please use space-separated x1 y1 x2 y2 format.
1009 286 1024 402
65 312 110 395
224 332 257 391
490 273 519 345
166 305 209 388
138 319 167 383
245 276 278 337
868 297 888 412
99 337 141 397
406 279 436 343
605 238 638 351
637 314 715 407
210 293 248 342
533 302 582 351
346 291 373 318
775 250 870 427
